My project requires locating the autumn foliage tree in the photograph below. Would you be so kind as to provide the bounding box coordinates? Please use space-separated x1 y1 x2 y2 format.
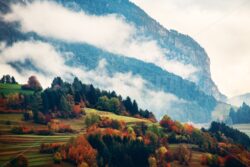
60 135 97 166
22 76 42 91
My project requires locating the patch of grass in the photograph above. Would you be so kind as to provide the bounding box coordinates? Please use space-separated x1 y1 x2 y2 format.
0 114 24 133
0 83 33 95
85 108 151 124
0 113 23 122
59 117 86 132
0 83 21 90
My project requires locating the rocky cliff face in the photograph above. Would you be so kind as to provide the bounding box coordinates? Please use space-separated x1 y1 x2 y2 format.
58 0 226 101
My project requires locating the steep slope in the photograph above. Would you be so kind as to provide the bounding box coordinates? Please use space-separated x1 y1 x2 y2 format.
56 0 226 101
0 0 224 122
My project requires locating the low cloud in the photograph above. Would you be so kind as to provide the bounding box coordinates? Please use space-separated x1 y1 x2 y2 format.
2 0 197 80
131 0 250 97
0 40 186 119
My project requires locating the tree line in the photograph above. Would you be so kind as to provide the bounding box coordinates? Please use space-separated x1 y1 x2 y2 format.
0 75 156 123
228 103 250 124
0 75 17 84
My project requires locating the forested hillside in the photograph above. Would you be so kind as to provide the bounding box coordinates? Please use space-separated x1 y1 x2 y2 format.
0 75 249 167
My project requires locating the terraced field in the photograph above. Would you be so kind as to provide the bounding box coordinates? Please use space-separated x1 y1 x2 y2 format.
0 108 152 166
0 135 75 167
0 113 76 166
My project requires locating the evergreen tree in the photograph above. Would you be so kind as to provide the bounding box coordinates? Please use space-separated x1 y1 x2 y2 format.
73 77 83 103
132 100 139 115
41 91 50 114
0 75 12 83
5 75 11 83
31 93 43 122
51 77 64 88
11 76 17 84
0 75 4 83
123 97 133 114
72 77 82 92
59 95 71 114
86 85 98 107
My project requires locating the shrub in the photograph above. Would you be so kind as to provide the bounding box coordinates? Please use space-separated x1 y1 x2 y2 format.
79 162 89 167
98 117 125 130
23 111 33 121
11 126 33 134
58 123 74 133
5 120 11 125
34 128 53 135
40 143 61 153
7 154 28 167
200 153 225 167
148 156 157 167
85 114 101 127
145 131 159 146
34 112 47 124
53 152 62 164
165 152 174 163
160 115 173 129
174 144 192 166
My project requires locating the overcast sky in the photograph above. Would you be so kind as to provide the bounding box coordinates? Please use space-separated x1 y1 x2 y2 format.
131 0 250 98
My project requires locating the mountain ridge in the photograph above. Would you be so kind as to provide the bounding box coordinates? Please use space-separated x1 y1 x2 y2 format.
0 0 228 122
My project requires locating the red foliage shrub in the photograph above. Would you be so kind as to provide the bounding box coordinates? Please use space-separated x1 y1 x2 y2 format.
45 114 52 123
183 123 194 135
200 154 208 165
98 117 125 130
73 104 81 114
160 119 174 129
58 123 73 133
11 125 33 134
40 143 62 153
34 127 53 135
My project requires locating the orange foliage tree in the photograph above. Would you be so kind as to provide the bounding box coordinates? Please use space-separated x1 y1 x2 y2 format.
60 135 97 166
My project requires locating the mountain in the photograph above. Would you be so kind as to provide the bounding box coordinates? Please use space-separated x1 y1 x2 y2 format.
0 0 227 122
61 0 227 101
228 93 250 107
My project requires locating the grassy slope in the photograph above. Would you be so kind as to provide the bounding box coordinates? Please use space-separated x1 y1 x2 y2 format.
85 108 151 124
0 113 75 167
0 108 151 166
0 83 33 95
0 109 206 167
